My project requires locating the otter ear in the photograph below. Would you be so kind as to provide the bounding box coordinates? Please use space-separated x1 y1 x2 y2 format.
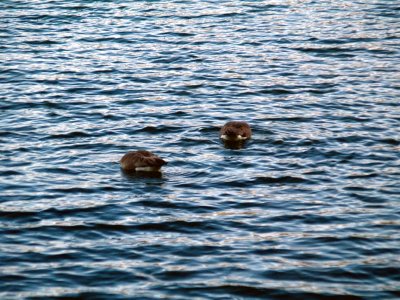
154 157 167 166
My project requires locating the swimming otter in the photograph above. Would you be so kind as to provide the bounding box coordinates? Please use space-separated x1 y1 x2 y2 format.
120 150 167 172
220 121 252 141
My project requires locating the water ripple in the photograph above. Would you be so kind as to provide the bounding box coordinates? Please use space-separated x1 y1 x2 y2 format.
1 0 399 299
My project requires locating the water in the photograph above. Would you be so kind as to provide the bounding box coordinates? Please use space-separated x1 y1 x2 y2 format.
1 0 399 299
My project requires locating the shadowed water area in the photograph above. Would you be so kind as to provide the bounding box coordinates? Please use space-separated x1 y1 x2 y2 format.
1 0 400 299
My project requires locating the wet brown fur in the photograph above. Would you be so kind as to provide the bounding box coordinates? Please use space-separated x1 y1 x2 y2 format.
220 121 252 140
120 150 167 171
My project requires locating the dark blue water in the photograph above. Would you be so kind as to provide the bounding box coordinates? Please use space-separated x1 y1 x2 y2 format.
1 0 400 299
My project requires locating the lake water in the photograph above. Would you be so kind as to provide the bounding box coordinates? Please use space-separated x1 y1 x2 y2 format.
1 0 399 299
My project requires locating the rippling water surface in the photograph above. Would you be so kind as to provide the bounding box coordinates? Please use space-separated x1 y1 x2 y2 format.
1 0 400 299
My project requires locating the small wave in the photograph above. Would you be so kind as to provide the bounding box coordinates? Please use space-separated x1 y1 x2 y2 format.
49 187 98 194
135 125 183 134
254 176 312 184
24 39 60 45
47 131 91 139
0 170 23 176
